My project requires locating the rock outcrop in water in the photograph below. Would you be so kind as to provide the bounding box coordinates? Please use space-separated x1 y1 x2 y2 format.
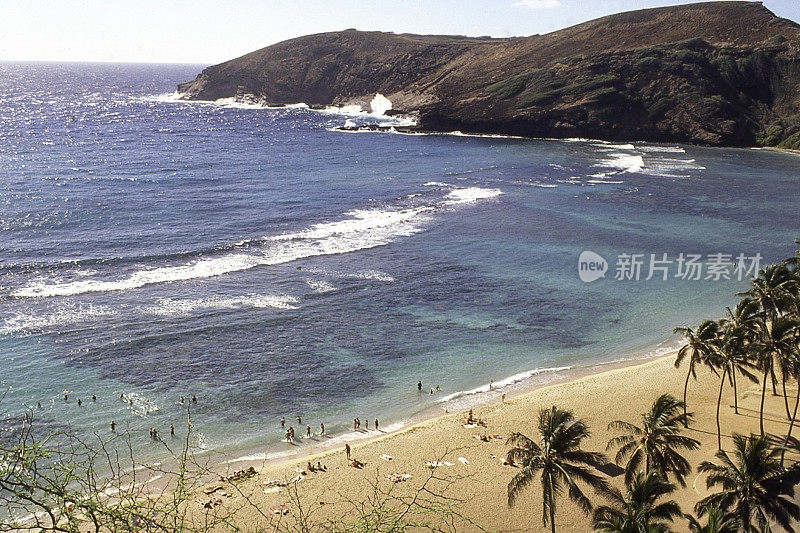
178 1 800 147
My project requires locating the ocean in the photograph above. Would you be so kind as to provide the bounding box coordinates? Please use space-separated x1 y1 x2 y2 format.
1 61 799 465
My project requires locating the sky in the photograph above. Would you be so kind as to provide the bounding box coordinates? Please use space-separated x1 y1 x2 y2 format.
1 0 799 65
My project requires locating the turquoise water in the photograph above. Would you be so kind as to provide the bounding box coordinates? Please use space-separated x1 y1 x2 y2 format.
1 61 799 464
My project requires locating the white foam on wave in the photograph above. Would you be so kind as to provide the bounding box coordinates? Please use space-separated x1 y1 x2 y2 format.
0 304 116 335
437 365 573 404
146 92 308 110
638 145 686 153
319 104 365 116
586 179 624 184
370 93 392 116
13 188 501 298
146 91 184 103
598 153 645 173
322 94 417 128
423 181 452 187
318 420 409 448
270 207 431 242
317 93 393 118
224 420 410 465
592 143 702 178
594 142 636 150
122 391 159 418
304 268 395 283
306 279 336 293
445 187 503 204
144 294 299 317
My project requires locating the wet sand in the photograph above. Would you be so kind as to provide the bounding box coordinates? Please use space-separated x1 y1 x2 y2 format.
187 353 799 531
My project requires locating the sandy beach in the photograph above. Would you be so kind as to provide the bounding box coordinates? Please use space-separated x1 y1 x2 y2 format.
186 353 800 532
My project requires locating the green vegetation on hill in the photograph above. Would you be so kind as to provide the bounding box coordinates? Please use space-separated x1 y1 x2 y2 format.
179 1 800 147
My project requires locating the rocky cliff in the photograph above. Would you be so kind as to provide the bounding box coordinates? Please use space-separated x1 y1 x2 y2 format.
178 1 800 147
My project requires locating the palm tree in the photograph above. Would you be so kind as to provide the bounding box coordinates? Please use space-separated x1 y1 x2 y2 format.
752 315 799 435
711 318 758 450
781 348 800 464
743 264 797 322
675 320 720 425
685 504 740 533
607 393 700 487
592 470 681 533
506 406 608 533
721 298 761 415
696 433 800 532
743 264 799 399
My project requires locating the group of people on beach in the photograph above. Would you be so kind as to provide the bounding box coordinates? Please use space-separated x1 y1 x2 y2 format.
279 413 383 444
418 380 442 395
280 416 328 443
352 417 379 431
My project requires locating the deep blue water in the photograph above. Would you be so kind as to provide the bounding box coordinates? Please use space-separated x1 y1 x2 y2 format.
1 62 799 461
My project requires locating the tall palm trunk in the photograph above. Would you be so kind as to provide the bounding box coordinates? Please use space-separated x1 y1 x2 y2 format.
716 366 727 450
772 367 780 395
548 475 556 533
782 381 800 465
760 365 769 436
782 371 792 419
682 368 692 427
732 367 739 414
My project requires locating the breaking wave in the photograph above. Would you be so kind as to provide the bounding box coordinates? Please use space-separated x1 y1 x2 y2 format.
144 294 300 317
11 188 501 298
0 304 117 335
438 365 573 404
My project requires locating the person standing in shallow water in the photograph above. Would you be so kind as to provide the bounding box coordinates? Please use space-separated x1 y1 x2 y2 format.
375 418 379 431
306 425 311 438
345 443 351 460
417 381 422 391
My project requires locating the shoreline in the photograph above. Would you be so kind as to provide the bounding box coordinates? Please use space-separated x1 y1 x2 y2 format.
163 93 800 153
208 342 678 477
187 346 800 531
